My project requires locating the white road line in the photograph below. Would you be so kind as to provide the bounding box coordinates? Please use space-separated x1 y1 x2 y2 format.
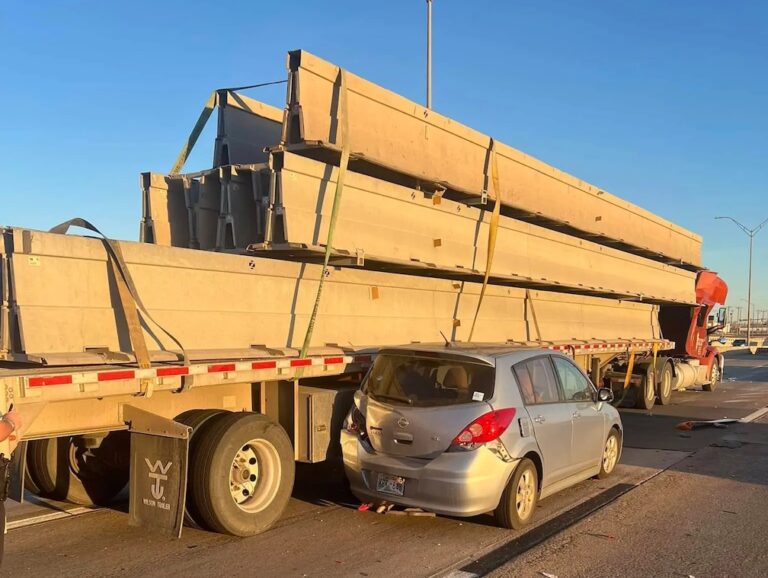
741 407 768 423
7 506 96 530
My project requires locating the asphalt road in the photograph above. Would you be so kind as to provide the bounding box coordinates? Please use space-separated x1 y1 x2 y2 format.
4 350 768 577
485 349 768 578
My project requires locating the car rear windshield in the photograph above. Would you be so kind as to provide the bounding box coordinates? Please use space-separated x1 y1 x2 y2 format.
363 353 495 407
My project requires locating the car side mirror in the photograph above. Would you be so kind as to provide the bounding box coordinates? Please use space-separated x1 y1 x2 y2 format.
597 388 614 403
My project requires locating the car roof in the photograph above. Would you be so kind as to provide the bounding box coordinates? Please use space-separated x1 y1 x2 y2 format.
378 342 565 366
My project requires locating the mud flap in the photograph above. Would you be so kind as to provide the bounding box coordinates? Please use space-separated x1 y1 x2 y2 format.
124 405 191 538
7 441 26 503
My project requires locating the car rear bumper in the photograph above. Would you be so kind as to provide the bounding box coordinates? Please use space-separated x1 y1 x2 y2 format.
341 430 516 517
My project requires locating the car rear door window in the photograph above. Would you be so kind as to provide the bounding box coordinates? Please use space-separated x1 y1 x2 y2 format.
514 357 562 404
552 357 593 402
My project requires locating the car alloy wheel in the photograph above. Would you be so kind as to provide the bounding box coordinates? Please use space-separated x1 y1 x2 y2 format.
602 434 619 475
515 468 536 521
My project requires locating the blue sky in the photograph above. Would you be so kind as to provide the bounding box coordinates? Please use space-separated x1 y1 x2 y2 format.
2 1 766 312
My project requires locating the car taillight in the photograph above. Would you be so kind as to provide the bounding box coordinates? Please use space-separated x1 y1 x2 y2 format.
451 408 517 449
345 406 367 438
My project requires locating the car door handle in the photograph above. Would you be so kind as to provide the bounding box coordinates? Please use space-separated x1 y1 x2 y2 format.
533 415 546 424
572 411 581 419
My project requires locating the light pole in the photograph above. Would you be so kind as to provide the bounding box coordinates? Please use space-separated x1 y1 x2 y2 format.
426 0 432 109
716 216 768 344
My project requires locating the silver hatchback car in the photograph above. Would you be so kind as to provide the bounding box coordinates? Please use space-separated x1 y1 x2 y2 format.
341 344 622 529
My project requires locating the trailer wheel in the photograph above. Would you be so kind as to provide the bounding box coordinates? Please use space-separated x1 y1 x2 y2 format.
703 359 720 392
634 367 656 410
27 432 129 506
190 412 295 536
655 362 673 405
175 409 231 529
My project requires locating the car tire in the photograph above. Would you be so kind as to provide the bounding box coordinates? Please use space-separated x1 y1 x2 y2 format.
703 359 720 392
27 432 129 506
175 409 231 529
598 428 621 479
655 362 673 406
189 412 295 536
494 457 538 530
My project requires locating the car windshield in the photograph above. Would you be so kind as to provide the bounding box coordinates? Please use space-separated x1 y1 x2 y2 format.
363 353 495 407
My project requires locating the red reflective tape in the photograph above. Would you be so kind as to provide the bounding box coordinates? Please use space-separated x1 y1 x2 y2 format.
252 361 277 370
157 367 189 377
28 375 72 387
208 363 236 373
324 356 345 364
290 359 312 367
98 370 135 382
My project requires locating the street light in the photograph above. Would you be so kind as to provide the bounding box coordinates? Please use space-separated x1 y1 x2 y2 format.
715 215 768 344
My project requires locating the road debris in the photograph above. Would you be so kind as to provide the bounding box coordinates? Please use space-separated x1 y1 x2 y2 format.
586 531 617 540
675 418 739 431
356 501 437 516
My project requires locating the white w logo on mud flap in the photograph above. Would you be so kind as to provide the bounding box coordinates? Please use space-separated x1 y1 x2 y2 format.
145 459 173 500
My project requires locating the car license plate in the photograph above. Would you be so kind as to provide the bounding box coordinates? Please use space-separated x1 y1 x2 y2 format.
376 473 406 496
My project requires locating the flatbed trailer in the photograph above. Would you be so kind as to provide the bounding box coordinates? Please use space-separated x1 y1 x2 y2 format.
0 335 674 537
0 216 726 539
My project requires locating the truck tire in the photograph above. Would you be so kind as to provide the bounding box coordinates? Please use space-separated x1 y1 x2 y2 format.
655 362 673 405
189 412 295 536
494 458 538 530
703 359 720 392
174 409 230 528
634 367 656 410
27 432 129 506
24 469 40 497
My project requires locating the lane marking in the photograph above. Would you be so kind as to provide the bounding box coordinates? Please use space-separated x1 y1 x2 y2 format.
433 453 689 578
7 506 96 530
741 407 768 423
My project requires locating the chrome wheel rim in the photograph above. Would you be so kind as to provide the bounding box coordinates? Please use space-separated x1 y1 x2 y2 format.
229 439 281 513
603 435 619 474
515 468 536 520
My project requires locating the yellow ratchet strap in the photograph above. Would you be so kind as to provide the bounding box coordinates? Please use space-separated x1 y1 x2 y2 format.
468 139 502 342
170 91 219 175
623 349 636 390
298 68 349 360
